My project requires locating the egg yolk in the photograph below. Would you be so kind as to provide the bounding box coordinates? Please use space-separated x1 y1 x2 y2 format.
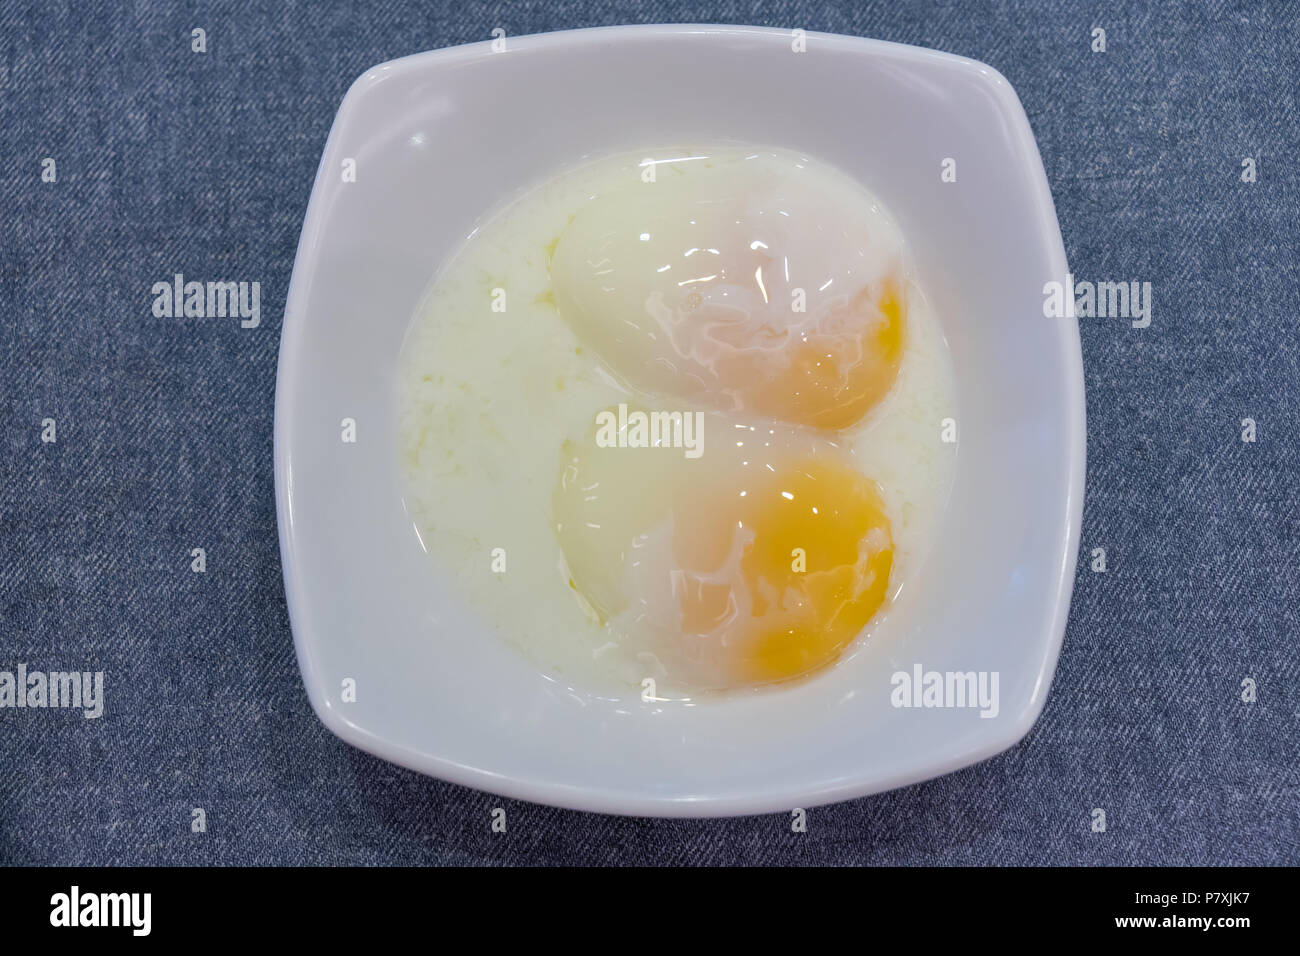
668 457 893 686
709 277 906 431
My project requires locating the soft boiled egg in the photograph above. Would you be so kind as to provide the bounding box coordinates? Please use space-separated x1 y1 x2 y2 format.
549 148 908 430
554 412 893 690
398 144 956 699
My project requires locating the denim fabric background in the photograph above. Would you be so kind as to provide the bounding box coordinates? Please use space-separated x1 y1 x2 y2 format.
2 0 1297 866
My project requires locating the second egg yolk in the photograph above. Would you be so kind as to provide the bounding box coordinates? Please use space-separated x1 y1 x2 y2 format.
668 456 894 686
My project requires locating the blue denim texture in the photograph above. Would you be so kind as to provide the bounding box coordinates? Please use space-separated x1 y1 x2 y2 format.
1 0 1297 865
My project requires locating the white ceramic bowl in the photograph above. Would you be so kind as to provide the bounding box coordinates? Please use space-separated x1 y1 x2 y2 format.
275 24 1084 817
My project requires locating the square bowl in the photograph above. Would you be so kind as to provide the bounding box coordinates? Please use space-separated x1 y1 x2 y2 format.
275 24 1084 817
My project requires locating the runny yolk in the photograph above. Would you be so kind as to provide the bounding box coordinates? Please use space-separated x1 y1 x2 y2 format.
669 456 893 686
712 277 906 431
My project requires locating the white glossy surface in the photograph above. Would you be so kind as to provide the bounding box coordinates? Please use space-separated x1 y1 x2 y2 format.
275 24 1084 817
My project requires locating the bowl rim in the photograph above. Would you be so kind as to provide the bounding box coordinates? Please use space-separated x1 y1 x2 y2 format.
274 22 1086 817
